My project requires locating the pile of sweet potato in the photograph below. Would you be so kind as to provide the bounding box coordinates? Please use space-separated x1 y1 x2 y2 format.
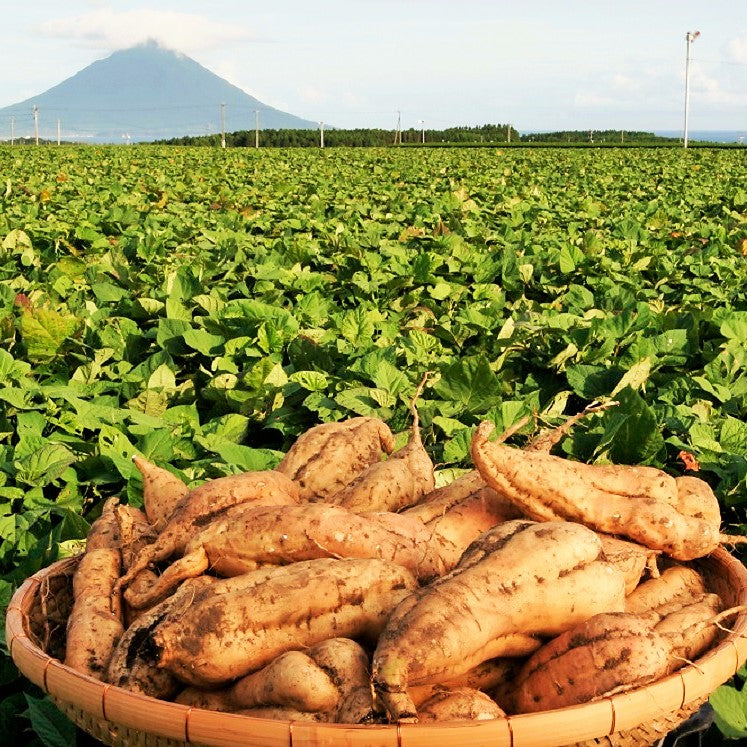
60 405 745 725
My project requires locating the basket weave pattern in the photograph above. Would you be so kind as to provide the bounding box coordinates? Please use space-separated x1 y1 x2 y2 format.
7 549 747 747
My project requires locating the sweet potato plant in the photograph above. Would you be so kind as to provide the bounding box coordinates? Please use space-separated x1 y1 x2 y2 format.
1 143 747 743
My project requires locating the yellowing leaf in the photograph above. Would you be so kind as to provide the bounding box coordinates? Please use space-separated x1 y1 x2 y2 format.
611 357 652 396
18 305 81 362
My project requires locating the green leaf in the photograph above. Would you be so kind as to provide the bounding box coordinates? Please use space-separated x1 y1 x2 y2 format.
710 683 747 739
201 414 250 444
566 365 623 400
721 416 747 457
434 356 500 414
210 443 281 471
289 371 329 392
183 328 225 356
24 694 77 747
719 312 747 342
14 443 77 487
595 387 663 464
339 308 376 346
336 387 391 418
139 429 176 463
2 228 32 252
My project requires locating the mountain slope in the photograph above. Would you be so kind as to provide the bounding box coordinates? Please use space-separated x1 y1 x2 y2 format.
0 41 317 142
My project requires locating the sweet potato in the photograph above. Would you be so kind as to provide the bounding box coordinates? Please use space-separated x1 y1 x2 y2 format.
132 455 189 531
124 502 444 608
107 575 216 698
114 469 300 597
403 470 521 524
513 612 669 713
417 687 506 722
410 657 527 709
64 499 124 678
150 557 417 687
275 416 395 502
471 420 746 561
597 534 660 595
329 393 435 513
513 595 726 714
115 504 158 570
175 638 371 719
420 488 525 571
225 650 342 712
371 520 626 721
625 564 708 614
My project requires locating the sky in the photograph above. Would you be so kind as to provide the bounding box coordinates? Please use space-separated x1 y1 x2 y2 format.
1 0 746 135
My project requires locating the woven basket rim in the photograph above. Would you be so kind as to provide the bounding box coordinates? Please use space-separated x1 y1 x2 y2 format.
7 547 747 747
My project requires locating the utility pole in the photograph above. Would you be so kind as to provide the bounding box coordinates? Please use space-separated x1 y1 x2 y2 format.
683 31 700 148
220 102 226 148
507 125 511 143
33 105 39 145
394 110 401 145
254 109 259 149
320 121 324 148
418 119 425 144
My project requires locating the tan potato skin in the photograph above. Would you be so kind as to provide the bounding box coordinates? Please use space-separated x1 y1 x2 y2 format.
230 650 340 712
513 613 671 713
329 419 435 513
107 575 217 698
371 520 626 721
184 502 444 580
114 470 300 597
275 417 395 502
404 470 522 524
175 638 371 717
598 534 659 595
649 593 723 660
471 421 723 560
115 504 158 570
625 564 708 614
409 657 529 708
152 557 417 687
418 687 506 721
132 455 189 531
64 549 124 678
513 592 723 715
64 499 124 679
125 503 445 609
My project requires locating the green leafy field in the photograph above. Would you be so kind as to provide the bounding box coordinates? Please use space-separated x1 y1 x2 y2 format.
1 144 747 743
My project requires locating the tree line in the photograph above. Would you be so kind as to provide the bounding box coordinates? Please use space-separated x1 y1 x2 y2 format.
156 124 522 147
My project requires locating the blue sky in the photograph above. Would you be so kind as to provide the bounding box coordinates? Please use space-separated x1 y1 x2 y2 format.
1 0 746 134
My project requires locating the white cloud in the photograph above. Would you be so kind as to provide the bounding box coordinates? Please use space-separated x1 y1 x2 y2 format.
37 9 258 53
726 34 747 64
691 65 747 106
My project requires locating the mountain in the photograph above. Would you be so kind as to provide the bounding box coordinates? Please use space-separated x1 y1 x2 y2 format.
0 41 318 143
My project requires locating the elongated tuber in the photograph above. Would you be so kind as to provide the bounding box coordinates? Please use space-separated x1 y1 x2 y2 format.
371 519 626 721
471 420 746 561
151 557 417 687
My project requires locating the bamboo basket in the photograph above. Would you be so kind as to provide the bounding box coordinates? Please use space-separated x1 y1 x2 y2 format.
7 548 747 747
